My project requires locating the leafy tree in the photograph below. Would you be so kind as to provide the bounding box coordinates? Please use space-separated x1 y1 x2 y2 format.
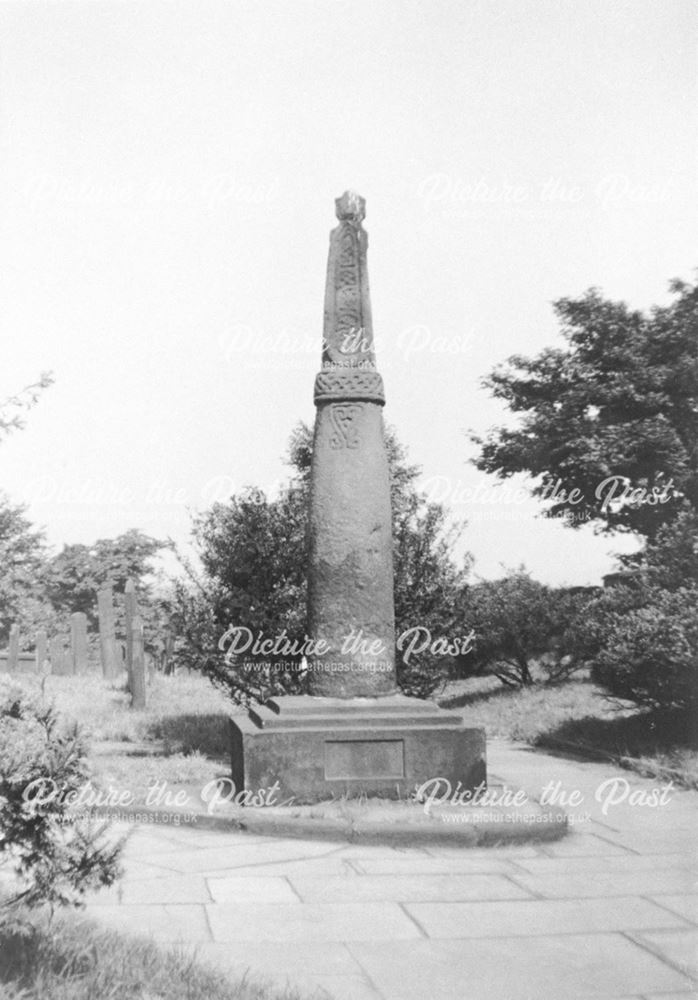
474 278 698 539
592 587 698 711
459 571 592 687
41 530 169 630
174 423 471 702
0 373 53 445
632 508 698 591
0 374 55 644
0 496 48 646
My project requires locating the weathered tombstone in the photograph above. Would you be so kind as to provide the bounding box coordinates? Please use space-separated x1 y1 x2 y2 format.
130 615 147 709
163 629 174 675
229 192 486 802
70 612 88 674
7 625 19 672
49 636 69 676
97 586 119 679
145 650 155 683
35 630 48 673
123 579 138 692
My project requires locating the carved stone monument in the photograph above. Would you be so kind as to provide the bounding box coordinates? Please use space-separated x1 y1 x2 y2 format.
230 192 485 802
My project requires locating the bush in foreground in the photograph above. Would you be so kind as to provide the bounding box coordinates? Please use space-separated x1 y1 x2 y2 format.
0 684 122 909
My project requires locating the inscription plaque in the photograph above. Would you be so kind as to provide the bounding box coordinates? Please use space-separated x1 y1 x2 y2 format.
324 739 405 780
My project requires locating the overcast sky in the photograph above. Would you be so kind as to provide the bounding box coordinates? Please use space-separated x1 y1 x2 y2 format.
2 0 696 585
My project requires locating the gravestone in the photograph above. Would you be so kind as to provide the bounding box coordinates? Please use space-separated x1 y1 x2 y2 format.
35 630 48 673
130 616 147 709
230 192 485 802
70 612 88 673
49 636 69 676
97 586 119 679
124 579 138 692
7 625 19 672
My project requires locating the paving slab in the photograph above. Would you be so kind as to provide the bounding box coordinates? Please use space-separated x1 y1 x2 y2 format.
351 855 521 874
195 942 382 1000
513 869 698 899
207 875 301 902
348 935 694 999
85 874 213 905
206 901 422 943
135 839 342 873
197 856 366 878
420 843 541 858
288 872 532 903
533 832 639 856
642 993 696 999
515 853 698 875
630 928 698 980
648 894 698 924
404 896 691 938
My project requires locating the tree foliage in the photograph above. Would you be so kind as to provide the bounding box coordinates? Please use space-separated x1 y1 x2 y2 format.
40 530 169 630
592 587 698 711
173 423 471 702
474 278 698 538
459 571 592 687
0 685 123 909
0 373 54 445
0 497 48 646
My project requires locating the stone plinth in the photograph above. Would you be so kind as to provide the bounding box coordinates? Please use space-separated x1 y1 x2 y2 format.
230 695 485 803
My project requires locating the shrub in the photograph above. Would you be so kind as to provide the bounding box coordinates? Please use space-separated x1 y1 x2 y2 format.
172 424 470 704
0 684 123 909
457 572 591 687
592 587 698 711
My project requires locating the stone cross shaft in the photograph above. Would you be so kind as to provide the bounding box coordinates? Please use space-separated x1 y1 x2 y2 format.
307 192 397 698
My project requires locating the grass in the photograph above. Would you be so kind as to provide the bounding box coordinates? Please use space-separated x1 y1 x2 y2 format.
0 670 235 807
4 665 696 796
34 672 232 753
0 901 307 1000
440 673 698 789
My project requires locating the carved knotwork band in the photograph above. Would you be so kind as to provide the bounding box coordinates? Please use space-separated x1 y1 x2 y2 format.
314 369 385 405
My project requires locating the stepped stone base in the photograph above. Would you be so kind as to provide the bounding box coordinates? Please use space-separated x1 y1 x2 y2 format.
229 695 486 803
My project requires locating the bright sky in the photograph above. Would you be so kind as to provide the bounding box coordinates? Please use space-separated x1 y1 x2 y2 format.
2 0 696 585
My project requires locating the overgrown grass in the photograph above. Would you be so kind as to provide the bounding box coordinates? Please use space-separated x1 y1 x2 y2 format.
440 674 698 788
0 902 307 1000
0 670 234 806
0 671 232 754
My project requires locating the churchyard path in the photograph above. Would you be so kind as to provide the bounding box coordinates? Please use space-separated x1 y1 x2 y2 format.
84 740 698 999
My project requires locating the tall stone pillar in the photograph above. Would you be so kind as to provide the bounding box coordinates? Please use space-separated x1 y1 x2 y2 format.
229 192 485 802
308 191 396 697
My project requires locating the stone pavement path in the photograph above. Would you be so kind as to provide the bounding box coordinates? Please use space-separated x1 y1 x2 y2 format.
85 740 698 999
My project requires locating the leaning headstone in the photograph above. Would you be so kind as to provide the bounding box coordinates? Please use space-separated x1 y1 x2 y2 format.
7 625 19 672
229 192 486 802
35 630 48 673
97 586 119 679
123 579 138 693
130 616 147 709
70 612 88 674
